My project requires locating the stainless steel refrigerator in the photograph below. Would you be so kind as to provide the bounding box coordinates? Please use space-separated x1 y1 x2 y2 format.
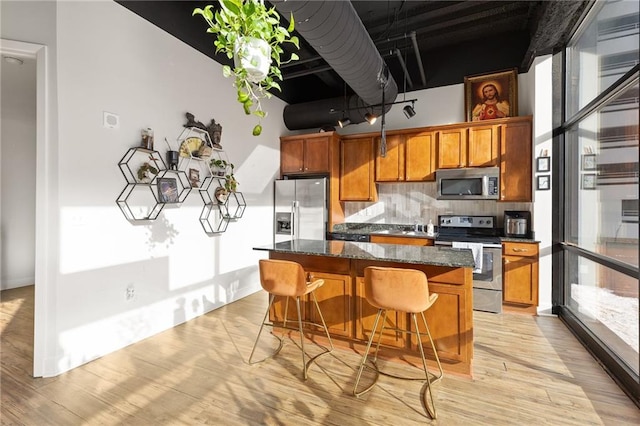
274 177 328 243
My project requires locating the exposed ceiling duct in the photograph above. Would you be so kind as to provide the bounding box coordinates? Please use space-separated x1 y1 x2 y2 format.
273 0 398 130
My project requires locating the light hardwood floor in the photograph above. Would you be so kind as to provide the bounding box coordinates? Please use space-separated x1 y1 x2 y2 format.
2 285 638 425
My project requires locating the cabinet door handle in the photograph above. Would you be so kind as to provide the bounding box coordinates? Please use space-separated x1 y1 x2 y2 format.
504 259 510 264
512 248 528 252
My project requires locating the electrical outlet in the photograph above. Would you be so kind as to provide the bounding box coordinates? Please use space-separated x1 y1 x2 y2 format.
126 284 135 301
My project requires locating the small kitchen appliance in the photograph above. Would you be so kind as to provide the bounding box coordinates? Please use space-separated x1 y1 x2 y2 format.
504 210 531 238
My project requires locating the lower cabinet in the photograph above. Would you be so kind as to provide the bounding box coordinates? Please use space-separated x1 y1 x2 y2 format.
269 270 352 338
503 241 539 306
308 271 352 338
370 235 434 246
355 277 407 348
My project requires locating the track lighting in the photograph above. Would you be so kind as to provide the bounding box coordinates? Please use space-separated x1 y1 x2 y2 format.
338 117 351 128
365 113 377 125
403 103 416 119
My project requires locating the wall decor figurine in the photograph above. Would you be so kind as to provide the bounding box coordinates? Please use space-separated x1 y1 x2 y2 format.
207 119 223 149
184 112 207 131
464 68 518 122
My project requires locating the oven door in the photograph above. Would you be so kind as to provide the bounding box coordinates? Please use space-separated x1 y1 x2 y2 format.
435 241 503 313
473 245 502 291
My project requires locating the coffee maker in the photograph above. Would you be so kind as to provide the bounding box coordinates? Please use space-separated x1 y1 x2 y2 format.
504 211 531 238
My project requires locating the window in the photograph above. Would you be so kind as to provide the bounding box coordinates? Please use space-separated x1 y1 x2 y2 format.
558 0 639 401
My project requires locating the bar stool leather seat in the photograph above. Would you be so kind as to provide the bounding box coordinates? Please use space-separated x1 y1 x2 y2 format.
354 266 443 419
249 259 333 379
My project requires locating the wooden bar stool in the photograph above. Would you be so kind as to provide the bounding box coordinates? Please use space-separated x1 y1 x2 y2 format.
249 259 334 379
353 266 443 419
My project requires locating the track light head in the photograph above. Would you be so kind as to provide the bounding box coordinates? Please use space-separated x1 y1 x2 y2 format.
365 113 377 125
338 117 351 128
403 103 416 119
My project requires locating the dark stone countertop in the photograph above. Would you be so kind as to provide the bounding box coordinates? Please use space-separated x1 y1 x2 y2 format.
253 239 475 268
332 223 540 244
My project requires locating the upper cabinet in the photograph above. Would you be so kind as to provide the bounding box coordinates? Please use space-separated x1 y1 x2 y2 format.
437 124 499 169
280 134 330 175
405 131 437 181
375 131 436 182
340 136 377 202
499 117 532 202
468 125 500 167
437 126 467 169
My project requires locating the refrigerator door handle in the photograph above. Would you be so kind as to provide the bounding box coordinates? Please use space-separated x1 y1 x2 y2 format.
291 201 296 238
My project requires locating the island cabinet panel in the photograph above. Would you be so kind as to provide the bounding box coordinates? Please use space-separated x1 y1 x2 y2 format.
355 277 407 348
375 134 404 182
437 127 467 168
412 282 469 363
308 272 352 338
280 135 330 175
499 117 532 202
340 137 377 201
467 125 499 167
370 235 434 246
405 131 436 181
263 250 474 377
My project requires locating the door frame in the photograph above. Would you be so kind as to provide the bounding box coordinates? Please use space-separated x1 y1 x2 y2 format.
1 38 49 377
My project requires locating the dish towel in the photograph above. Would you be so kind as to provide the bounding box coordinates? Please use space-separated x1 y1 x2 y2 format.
452 242 483 273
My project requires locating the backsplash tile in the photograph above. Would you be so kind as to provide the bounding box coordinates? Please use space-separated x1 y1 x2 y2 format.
344 182 532 227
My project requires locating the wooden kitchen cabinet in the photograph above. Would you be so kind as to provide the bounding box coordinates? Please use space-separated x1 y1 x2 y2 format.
370 235 434 246
280 134 330 175
437 124 499 169
468 124 500 167
499 117 532 202
307 271 352 338
375 131 436 182
375 134 404 181
405 130 437 181
355 277 407 348
437 126 467 168
340 136 377 201
503 241 539 307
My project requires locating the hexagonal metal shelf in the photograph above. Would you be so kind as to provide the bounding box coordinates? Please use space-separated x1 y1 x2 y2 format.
199 202 229 234
118 147 165 183
156 169 192 204
117 183 165 221
225 191 246 220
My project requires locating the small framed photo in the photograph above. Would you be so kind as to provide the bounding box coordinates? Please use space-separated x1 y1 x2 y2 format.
582 173 597 190
536 156 551 172
582 154 596 171
464 68 518 122
157 177 179 203
188 168 200 188
537 175 550 191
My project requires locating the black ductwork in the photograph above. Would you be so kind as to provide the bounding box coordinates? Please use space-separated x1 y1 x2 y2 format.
273 0 398 130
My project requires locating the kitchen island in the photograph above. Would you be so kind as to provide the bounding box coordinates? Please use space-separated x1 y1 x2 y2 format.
254 239 476 377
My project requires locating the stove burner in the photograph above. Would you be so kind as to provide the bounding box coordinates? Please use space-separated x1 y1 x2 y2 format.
436 214 500 244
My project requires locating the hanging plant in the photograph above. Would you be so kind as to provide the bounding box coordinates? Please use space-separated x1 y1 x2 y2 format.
193 0 299 136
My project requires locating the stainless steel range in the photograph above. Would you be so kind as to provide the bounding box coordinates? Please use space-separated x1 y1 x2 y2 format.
435 215 503 313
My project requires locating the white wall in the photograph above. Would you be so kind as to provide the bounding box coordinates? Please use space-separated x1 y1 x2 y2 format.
0 55 37 289
531 55 554 313
3 0 285 376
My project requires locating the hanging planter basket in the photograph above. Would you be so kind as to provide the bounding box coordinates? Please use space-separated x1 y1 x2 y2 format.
234 37 272 83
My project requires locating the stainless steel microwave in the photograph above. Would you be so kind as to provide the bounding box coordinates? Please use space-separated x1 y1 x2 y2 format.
436 167 500 200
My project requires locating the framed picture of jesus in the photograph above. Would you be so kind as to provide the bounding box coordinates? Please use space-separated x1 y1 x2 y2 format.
464 68 518 122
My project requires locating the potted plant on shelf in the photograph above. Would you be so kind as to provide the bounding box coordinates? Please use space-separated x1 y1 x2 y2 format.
224 162 239 192
193 0 299 136
137 161 159 183
210 158 228 177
